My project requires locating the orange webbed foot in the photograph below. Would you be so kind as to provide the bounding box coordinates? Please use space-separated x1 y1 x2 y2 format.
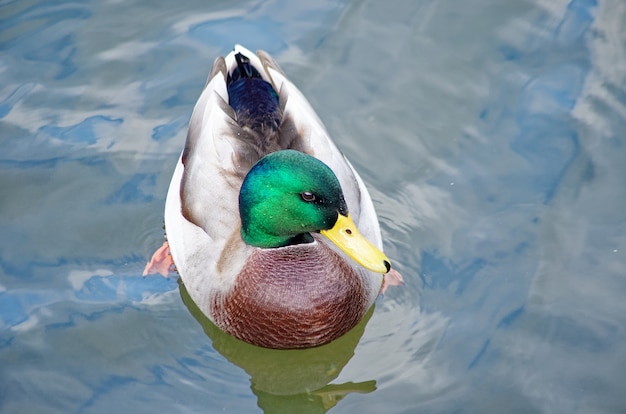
143 241 175 277
380 268 404 295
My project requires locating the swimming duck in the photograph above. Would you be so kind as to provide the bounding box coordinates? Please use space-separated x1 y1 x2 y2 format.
145 45 402 349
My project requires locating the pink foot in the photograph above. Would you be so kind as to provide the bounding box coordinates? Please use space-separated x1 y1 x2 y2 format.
143 241 175 277
380 268 404 294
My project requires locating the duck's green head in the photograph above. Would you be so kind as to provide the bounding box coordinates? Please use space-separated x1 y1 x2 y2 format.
239 150 390 273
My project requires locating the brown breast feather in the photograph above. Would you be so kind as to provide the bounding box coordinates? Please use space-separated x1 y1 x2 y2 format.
210 241 370 349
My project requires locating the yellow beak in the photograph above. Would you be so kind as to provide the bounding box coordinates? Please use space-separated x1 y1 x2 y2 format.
320 213 391 274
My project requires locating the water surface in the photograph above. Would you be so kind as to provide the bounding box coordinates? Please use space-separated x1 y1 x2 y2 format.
1 0 625 413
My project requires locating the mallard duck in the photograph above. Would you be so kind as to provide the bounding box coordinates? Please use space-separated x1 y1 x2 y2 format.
145 45 402 349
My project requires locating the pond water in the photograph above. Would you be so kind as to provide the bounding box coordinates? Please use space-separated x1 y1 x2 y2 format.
1 0 625 412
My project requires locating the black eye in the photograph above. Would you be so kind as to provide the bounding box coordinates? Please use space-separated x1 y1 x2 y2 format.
300 191 316 202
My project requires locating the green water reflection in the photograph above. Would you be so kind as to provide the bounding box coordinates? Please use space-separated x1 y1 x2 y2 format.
179 280 376 413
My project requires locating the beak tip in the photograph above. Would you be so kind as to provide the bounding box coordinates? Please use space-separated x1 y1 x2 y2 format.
384 260 391 273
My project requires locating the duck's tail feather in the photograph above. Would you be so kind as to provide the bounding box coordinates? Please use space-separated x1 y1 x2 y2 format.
226 52 282 153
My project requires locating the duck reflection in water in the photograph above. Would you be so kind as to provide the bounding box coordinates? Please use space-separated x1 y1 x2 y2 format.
180 280 377 413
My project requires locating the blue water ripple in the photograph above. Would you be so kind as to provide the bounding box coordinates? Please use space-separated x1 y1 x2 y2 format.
1 2 90 81
467 338 490 370
496 306 524 329
556 0 596 45
105 173 157 204
0 2 90 44
0 271 175 335
421 252 487 296
76 374 139 412
75 274 177 303
151 116 188 141
23 34 78 80
0 83 35 119
504 1 592 205
0 291 30 327
38 115 124 145
189 17 287 55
